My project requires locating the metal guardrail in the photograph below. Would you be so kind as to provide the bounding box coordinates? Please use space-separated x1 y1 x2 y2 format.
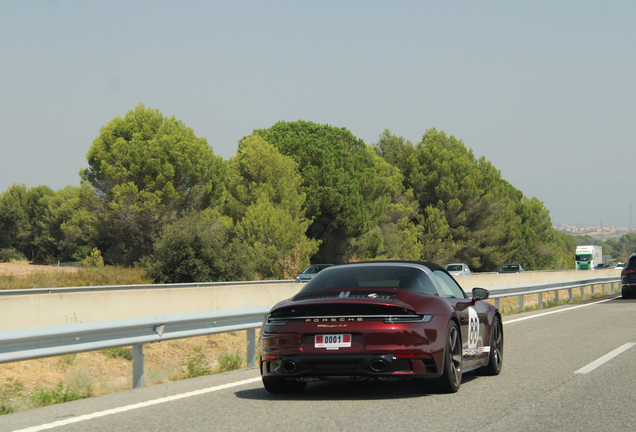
487 276 621 311
0 275 622 389
0 306 271 388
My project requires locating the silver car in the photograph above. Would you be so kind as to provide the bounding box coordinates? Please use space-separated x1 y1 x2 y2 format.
445 263 471 275
296 264 334 282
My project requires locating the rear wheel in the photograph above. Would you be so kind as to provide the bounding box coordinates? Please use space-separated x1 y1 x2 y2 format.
481 315 503 375
262 377 307 394
434 321 462 393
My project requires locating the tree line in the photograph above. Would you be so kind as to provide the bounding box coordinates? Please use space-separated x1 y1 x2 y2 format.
0 104 580 282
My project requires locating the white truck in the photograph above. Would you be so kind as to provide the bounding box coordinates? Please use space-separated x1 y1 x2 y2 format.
574 245 603 270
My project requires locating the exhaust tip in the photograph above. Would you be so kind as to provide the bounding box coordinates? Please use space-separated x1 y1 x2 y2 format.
281 361 297 373
370 359 388 372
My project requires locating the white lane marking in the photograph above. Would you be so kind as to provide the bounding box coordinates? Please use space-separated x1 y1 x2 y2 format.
503 297 618 325
574 343 636 375
11 377 262 432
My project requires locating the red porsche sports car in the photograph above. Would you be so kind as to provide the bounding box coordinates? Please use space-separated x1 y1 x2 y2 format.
259 261 503 394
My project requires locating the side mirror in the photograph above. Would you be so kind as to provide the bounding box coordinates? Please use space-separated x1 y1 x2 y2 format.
472 287 489 302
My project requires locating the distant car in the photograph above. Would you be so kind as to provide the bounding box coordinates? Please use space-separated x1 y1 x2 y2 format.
615 262 627 269
498 264 525 274
620 254 636 299
445 263 471 275
260 261 503 394
295 264 334 283
594 263 611 269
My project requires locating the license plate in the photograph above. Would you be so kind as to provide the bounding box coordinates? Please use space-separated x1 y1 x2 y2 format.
315 334 351 350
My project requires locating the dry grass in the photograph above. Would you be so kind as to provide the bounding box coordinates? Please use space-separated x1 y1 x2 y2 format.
0 331 252 412
0 262 152 291
0 261 79 277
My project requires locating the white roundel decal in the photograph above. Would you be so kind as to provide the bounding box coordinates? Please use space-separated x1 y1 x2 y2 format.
467 307 479 350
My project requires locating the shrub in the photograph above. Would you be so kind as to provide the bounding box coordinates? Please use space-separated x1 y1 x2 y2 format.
60 354 77 366
0 378 23 416
28 381 91 407
218 350 243 373
143 210 255 283
101 347 133 361
82 248 104 268
0 248 25 263
182 346 211 379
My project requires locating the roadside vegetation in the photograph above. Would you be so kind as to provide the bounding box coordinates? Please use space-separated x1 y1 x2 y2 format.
1 103 604 283
0 332 246 415
0 263 151 291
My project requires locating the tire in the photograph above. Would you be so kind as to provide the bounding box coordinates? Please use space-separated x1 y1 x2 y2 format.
481 315 503 375
434 320 462 393
262 377 307 394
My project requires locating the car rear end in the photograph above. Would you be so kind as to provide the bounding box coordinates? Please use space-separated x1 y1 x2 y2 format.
259 292 449 382
621 254 636 299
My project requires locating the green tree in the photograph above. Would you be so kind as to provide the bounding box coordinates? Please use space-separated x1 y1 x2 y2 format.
82 248 104 268
221 135 320 278
142 210 254 283
34 184 98 263
253 121 395 262
0 184 55 261
80 104 226 264
375 128 563 271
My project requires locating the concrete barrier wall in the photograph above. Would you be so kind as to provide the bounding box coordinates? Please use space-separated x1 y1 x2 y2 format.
1 269 621 331
1 283 304 331
453 268 620 291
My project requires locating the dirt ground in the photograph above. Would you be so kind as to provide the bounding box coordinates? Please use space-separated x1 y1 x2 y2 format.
0 261 80 276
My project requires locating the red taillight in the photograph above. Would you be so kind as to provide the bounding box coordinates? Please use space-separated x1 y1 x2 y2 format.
394 353 417 358
622 269 635 274
263 355 278 360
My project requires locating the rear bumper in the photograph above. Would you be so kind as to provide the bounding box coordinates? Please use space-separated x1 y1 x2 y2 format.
621 284 636 293
260 353 439 380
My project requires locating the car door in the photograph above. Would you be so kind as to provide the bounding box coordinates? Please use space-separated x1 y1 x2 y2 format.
431 270 490 369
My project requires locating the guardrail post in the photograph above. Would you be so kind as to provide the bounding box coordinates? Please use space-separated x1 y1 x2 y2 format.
518 295 524 313
554 290 559 303
538 292 543 309
494 298 500 309
611 282 614 294
133 344 144 389
568 288 573 302
246 329 256 368
591 284 595 296
580 286 585 301
601 283 606 293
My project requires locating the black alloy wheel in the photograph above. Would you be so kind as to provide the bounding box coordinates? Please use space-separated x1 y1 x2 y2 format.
481 315 503 375
435 320 462 393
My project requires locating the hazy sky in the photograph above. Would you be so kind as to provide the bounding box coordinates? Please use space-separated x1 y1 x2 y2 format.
1 1 634 227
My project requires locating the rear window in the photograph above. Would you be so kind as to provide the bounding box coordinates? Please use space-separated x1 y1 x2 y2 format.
300 265 438 296
446 265 462 271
